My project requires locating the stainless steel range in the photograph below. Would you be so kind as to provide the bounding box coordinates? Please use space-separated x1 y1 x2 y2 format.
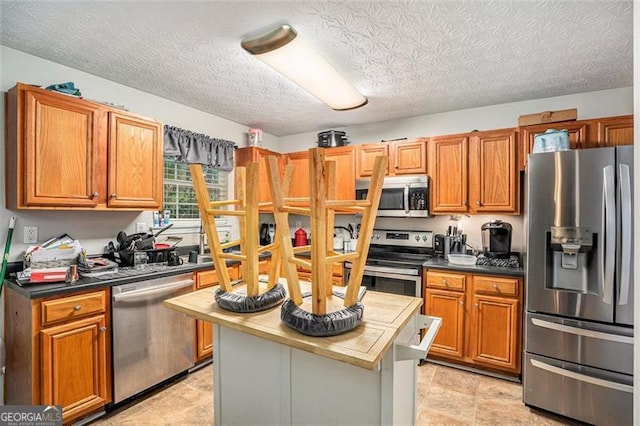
344 229 433 297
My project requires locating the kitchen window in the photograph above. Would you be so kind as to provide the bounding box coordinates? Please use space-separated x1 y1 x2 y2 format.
163 158 229 219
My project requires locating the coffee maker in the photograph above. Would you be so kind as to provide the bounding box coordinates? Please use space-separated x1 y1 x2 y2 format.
481 220 512 258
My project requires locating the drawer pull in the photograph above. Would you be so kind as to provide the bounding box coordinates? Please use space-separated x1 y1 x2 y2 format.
493 284 499 290
442 279 448 285
74 305 82 311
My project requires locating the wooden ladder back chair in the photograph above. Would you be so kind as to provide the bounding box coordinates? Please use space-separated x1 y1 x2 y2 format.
189 162 284 309
266 148 388 317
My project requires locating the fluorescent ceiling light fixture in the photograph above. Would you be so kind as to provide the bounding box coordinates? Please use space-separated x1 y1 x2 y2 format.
241 24 367 111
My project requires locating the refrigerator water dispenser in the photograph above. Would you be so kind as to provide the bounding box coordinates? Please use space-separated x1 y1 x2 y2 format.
546 227 593 293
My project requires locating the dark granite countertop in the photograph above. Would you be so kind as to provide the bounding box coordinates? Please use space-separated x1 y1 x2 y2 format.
6 252 271 299
422 258 524 277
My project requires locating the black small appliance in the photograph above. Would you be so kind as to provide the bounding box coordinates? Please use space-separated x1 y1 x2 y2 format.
481 220 512 258
260 223 275 245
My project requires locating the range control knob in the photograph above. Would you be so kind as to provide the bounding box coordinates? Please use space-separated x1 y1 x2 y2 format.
415 235 420 241
422 235 428 241
375 233 381 240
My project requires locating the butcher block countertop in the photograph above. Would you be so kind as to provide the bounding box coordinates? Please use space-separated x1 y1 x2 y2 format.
164 281 422 370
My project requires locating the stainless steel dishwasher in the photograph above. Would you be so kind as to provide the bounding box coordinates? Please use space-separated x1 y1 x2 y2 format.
111 272 195 403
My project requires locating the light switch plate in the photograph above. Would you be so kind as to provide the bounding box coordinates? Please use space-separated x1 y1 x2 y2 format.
24 226 38 244
136 222 147 233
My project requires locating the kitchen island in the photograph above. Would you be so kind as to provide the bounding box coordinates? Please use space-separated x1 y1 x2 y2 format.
164 281 439 425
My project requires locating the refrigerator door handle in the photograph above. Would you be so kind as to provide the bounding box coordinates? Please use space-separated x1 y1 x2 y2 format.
530 359 633 393
601 165 615 304
618 164 631 306
531 318 633 344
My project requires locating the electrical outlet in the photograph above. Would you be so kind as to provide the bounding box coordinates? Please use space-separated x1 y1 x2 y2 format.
136 222 147 233
24 226 38 244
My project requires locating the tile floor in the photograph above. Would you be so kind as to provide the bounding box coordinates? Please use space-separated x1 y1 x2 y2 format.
92 362 579 425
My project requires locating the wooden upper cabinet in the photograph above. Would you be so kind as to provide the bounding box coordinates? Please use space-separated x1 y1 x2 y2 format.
22 88 100 207
592 115 634 147
393 138 428 174
5 83 164 210
284 151 311 199
107 112 163 208
357 138 427 177
284 146 355 201
235 146 282 208
429 135 468 213
468 129 519 214
325 146 356 200
520 120 588 170
357 144 390 177
518 115 634 171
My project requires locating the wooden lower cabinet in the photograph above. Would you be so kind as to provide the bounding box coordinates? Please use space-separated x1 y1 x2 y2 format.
194 264 240 363
424 270 522 375
41 315 109 420
425 289 465 358
4 287 111 424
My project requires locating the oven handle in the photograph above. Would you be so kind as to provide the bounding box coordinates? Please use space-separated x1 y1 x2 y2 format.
345 263 420 277
395 315 442 361
112 279 194 302
404 185 410 214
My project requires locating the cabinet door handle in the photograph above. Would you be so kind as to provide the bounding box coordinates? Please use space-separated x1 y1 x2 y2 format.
89 191 99 199
474 303 479 308
100 326 107 333
463 200 468 206
459 301 464 306
74 305 82 311
110 193 117 198
476 201 482 206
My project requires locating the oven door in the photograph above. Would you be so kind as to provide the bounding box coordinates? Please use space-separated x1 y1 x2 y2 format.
344 264 421 297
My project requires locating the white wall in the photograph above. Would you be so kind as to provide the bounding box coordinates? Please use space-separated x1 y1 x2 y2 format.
276 86 633 253
279 87 633 150
0 46 279 262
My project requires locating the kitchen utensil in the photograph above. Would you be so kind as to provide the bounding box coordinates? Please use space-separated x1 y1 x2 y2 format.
188 250 199 263
117 231 127 246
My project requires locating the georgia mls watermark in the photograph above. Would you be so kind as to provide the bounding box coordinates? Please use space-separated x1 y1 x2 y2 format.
0 405 62 426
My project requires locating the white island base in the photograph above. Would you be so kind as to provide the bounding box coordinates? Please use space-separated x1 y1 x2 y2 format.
164 285 440 426
214 316 423 426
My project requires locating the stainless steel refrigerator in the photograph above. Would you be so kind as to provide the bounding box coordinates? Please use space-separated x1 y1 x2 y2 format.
524 146 633 425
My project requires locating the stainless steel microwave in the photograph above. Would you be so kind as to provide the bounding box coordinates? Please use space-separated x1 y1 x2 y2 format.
355 175 429 217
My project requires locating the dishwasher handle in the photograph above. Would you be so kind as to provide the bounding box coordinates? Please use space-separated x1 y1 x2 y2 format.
112 279 194 302
395 315 442 361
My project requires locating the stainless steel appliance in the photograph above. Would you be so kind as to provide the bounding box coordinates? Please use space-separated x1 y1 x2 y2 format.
356 176 429 217
481 220 512 258
524 147 633 425
112 273 195 403
344 229 433 297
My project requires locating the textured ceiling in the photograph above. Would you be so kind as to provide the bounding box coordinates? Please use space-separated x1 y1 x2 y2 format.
0 1 633 136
